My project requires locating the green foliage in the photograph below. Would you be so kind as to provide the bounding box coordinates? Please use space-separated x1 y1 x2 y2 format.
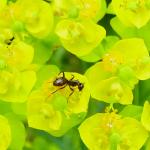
119 105 143 120
5 113 26 150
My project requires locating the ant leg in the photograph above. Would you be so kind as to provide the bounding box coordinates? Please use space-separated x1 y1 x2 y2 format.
58 71 65 78
70 74 74 81
67 86 74 103
52 72 65 82
46 85 67 100
51 85 67 94
69 86 74 97
62 72 65 78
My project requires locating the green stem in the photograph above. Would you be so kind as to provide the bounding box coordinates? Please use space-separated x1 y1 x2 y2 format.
133 84 139 105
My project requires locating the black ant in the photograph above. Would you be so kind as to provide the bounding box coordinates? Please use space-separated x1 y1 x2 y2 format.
52 72 84 97
5 36 15 45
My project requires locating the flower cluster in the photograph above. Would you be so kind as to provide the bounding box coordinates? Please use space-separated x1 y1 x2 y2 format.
27 69 90 136
79 111 148 150
0 0 150 150
85 38 150 104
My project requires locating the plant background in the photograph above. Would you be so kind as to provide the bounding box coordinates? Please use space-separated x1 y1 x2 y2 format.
1 0 150 149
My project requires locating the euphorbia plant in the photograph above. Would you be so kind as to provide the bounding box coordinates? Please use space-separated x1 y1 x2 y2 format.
0 0 150 149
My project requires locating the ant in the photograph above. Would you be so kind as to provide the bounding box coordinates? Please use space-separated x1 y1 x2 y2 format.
5 36 15 45
52 72 84 97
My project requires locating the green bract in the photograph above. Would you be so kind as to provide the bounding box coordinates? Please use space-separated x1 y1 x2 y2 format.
119 105 143 120
5 113 26 150
111 0 150 28
0 115 11 150
0 39 34 71
110 17 137 38
27 71 90 136
11 0 54 38
0 67 36 102
79 112 148 150
80 36 120 62
52 0 106 22
141 101 150 131
110 16 150 52
55 19 106 57
104 38 150 80
117 66 138 89
72 0 106 22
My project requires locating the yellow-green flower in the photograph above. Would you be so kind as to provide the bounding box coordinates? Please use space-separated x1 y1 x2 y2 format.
85 38 149 104
79 112 148 150
10 0 54 38
92 77 133 104
52 0 73 19
0 67 36 102
0 115 11 150
112 0 150 28
0 38 34 71
55 19 106 56
0 33 36 102
85 62 133 104
27 71 90 136
72 0 106 22
27 90 62 132
103 38 150 80
52 0 106 22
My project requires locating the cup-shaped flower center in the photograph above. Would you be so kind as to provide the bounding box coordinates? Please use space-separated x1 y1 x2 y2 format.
103 52 123 72
40 103 55 119
25 10 39 25
58 22 84 42
75 0 99 18
107 83 123 100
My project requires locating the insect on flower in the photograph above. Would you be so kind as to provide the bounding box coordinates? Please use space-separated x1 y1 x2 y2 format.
52 72 84 96
4 37 15 45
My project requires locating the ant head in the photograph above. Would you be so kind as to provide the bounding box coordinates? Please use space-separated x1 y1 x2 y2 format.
78 83 84 91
